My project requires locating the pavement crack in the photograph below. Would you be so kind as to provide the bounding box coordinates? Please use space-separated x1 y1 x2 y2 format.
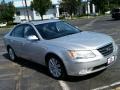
81 18 98 29
15 65 24 90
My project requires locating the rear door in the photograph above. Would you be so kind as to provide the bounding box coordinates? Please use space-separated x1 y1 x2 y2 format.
9 25 25 57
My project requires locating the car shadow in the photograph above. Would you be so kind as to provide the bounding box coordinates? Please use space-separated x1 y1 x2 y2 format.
3 53 105 82
106 18 120 21
3 53 50 76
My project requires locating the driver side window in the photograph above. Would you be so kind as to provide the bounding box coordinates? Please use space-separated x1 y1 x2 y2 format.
24 25 38 38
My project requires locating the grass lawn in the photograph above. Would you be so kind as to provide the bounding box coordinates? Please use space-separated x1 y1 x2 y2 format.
0 27 13 38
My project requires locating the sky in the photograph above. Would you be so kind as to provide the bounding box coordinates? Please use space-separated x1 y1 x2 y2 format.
0 0 18 3
2 0 60 7
0 0 59 4
0 0 14 2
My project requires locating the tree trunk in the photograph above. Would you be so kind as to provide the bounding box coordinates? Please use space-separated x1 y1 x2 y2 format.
24 0 30 21
41 15 43 20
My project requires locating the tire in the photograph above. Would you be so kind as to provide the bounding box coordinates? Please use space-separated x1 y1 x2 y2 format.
47 56 66 80
8 47 17 61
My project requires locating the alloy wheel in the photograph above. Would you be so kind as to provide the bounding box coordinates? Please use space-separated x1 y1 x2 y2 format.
48 58 62 78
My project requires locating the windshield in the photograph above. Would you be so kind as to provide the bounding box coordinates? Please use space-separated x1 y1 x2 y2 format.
35 21 81 40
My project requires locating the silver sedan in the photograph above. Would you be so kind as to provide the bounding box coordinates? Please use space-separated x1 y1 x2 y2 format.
4 20 118 79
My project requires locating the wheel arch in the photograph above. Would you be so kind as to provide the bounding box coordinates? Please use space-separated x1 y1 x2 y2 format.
45 52 67 72
45 52 68 79
6 45 17 56
6 45 12 52
45 52 64 65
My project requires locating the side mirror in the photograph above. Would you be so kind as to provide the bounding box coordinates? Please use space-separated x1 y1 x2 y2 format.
26 35 39 41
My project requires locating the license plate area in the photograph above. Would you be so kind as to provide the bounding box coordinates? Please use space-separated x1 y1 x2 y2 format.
107 56 115 64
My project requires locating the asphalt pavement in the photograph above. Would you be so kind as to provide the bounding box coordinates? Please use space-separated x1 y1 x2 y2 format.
0 16 120 90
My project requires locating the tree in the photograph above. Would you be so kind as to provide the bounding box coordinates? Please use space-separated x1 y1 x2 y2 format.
31 0 52 20
91 0 120 14
91 0 106 14
109 0 120 8
0 1 15 22
60 0 81 18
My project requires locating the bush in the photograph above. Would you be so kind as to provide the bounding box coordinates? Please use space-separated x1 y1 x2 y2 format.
59 16 65 19
7 21 13 26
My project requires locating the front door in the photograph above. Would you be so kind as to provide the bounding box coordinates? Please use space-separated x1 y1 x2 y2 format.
23 25 46 65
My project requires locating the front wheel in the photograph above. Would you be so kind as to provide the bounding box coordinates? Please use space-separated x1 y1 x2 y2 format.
47 56 66 79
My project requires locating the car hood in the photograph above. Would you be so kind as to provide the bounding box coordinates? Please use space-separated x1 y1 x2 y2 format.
46 31 113 50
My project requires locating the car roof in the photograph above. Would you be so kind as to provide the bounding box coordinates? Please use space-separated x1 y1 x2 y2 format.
112 8 120 10
28 19 61 25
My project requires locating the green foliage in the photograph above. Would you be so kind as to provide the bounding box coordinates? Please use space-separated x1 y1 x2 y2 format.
91 0 106 14
31 0 52 20
92 0 120 14
60 0 81 17
0 1 15 22
109 0 120 8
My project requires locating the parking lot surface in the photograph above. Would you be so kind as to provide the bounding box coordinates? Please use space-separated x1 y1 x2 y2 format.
0 16 120 90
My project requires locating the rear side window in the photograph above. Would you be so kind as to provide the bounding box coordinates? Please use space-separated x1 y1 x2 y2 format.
10 25 24 38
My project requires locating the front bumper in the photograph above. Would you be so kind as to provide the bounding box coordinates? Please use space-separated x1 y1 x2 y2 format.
64 48 118 76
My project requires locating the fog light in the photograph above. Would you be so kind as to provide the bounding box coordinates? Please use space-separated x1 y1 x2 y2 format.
79 69 88 75
79 68 92 75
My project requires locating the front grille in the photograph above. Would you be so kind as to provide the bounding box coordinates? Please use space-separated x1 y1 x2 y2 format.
97 43 113 56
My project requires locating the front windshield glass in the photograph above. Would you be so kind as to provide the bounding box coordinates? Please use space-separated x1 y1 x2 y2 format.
35 21 81 40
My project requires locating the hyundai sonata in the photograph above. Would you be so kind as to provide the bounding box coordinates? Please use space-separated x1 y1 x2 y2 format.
4 20 118 79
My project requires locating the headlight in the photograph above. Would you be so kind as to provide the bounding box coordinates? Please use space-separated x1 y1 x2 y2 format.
68 50 96 59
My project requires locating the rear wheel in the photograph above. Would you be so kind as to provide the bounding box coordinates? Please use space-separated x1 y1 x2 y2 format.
8 47 17 61
47 56 66 79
